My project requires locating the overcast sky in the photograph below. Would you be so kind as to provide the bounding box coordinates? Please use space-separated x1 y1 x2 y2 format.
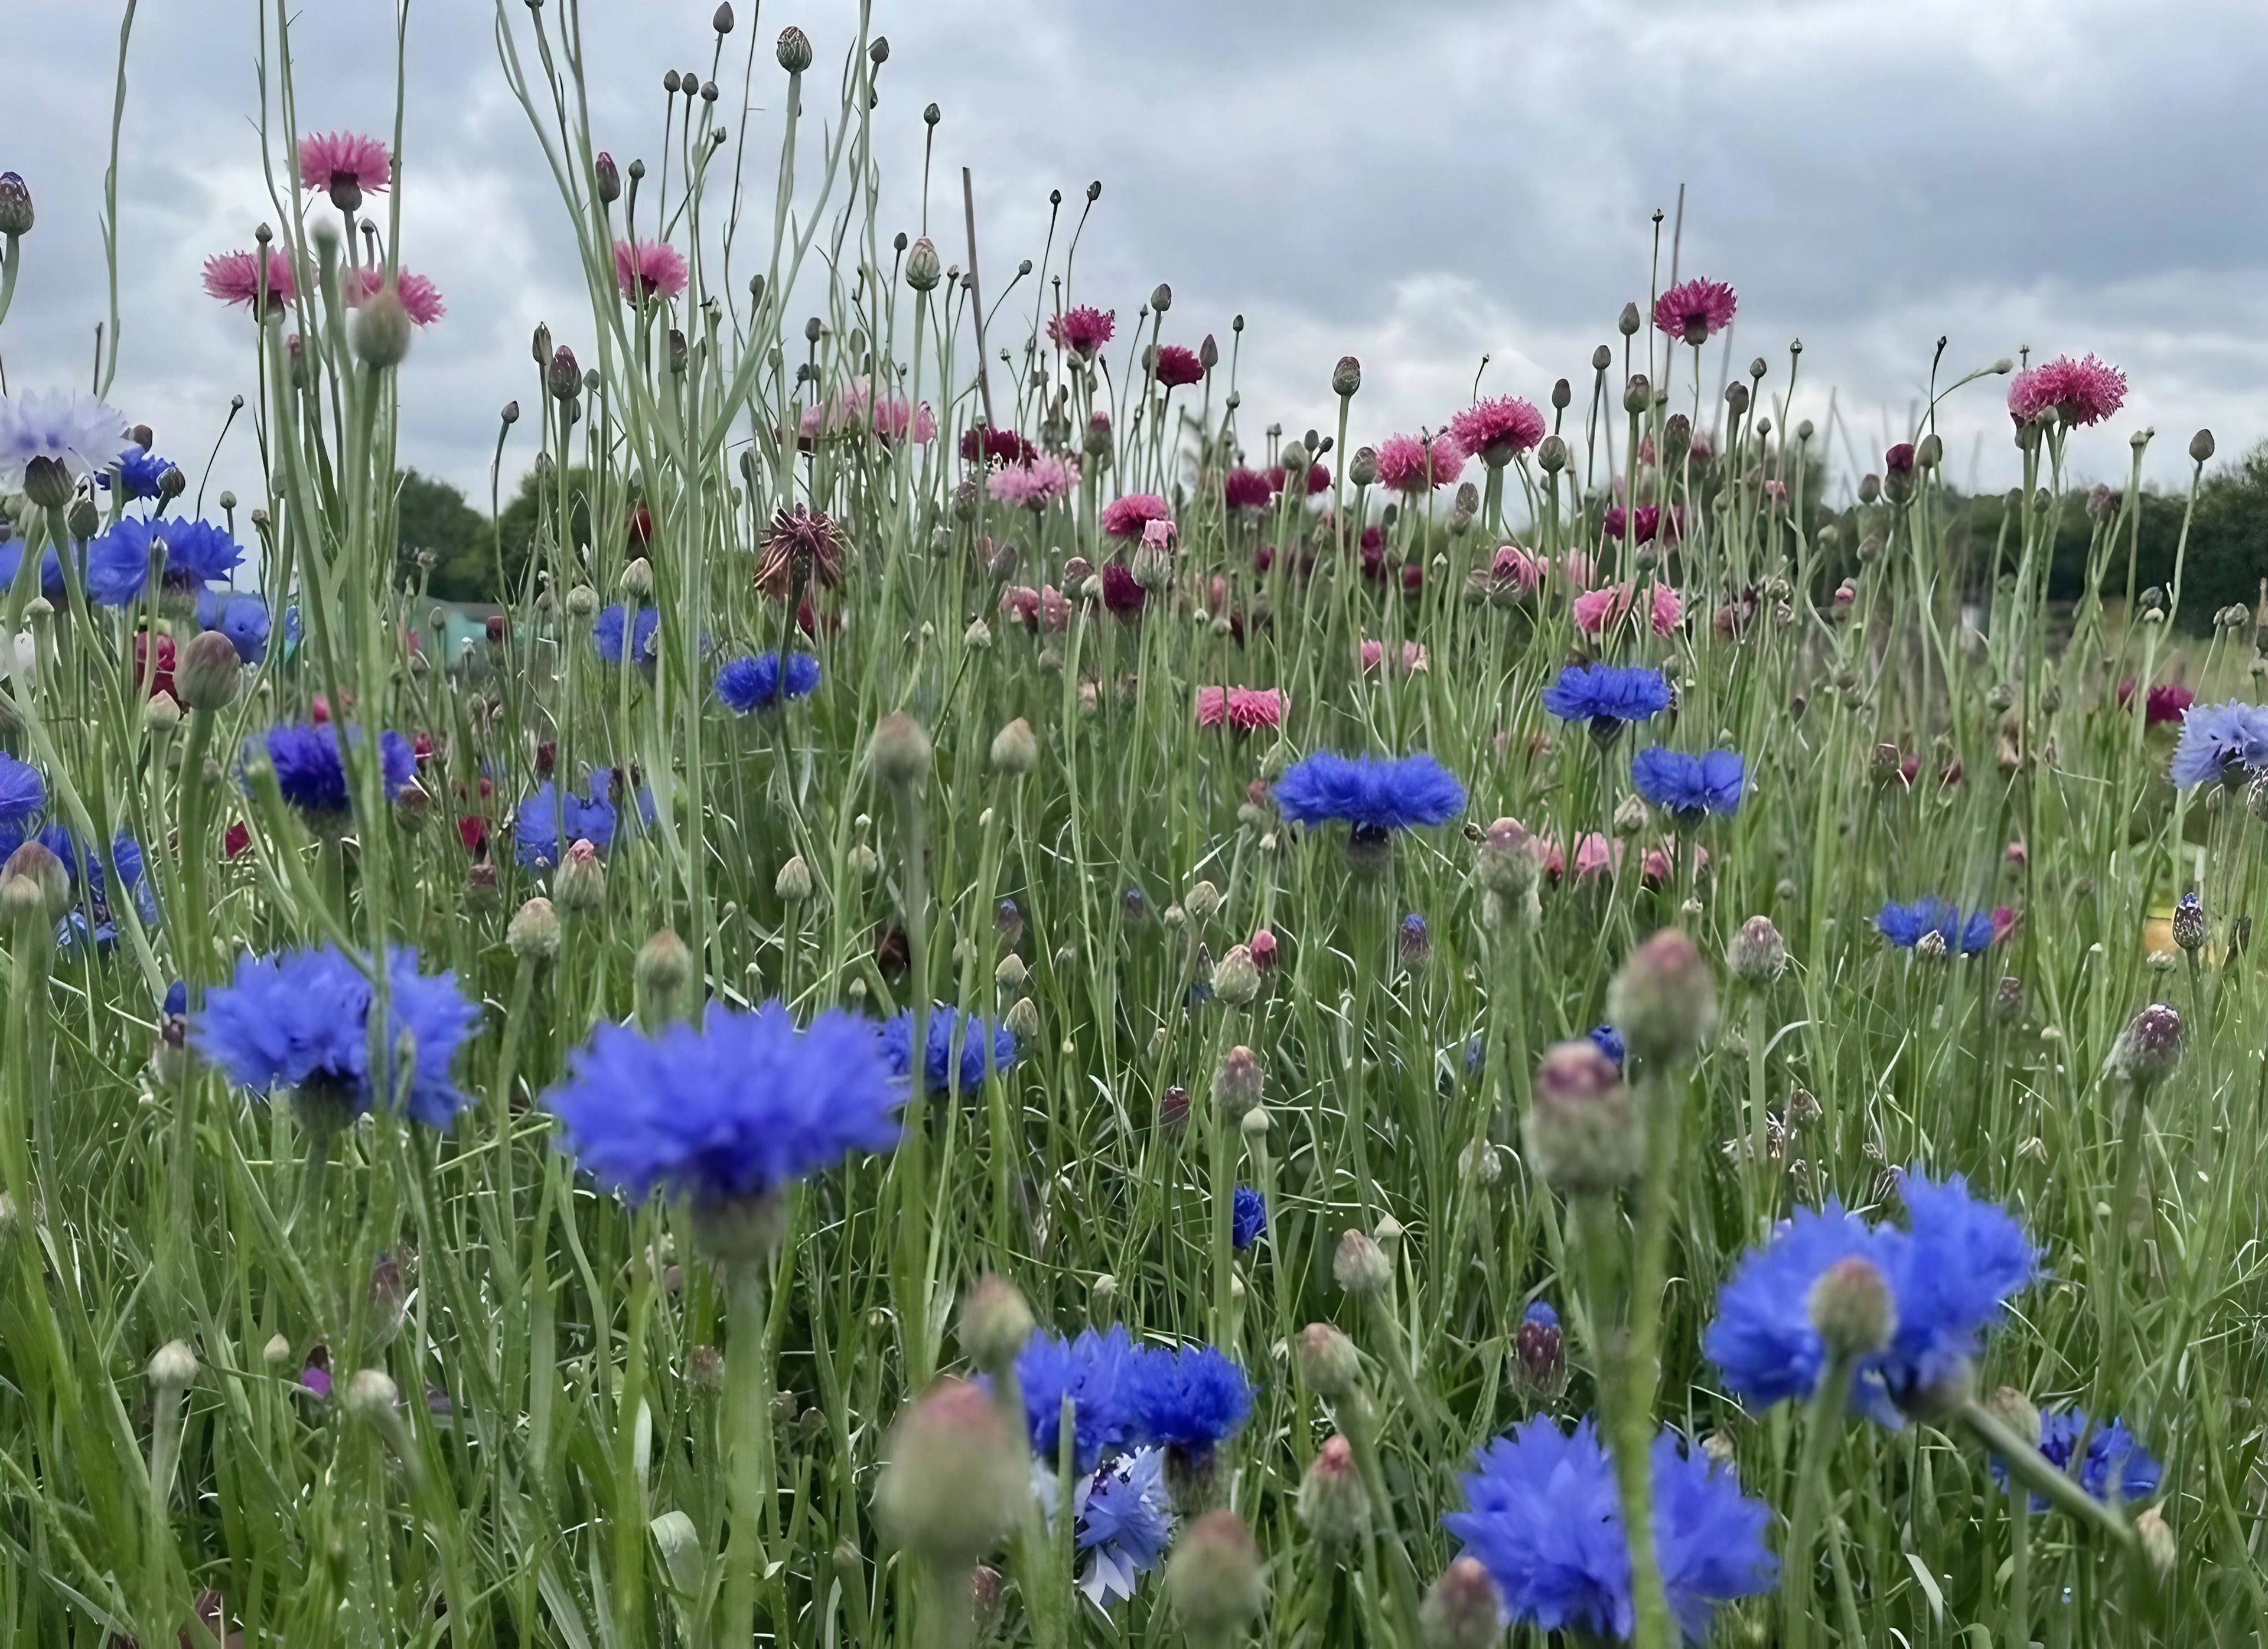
6 0 2264 512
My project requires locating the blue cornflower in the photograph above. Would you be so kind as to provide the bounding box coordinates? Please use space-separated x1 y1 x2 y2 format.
100 444 174 500
1123 1342 1253 1459
2169 700 2268 789
1272 751 1466 832
1706 1169 2037 1424
881 1004 1017 1096
1876 898 1995 955
0 751 42 831
593 603 660 666
513 768 650 869
163 980 187 1016
1065 1448 1175 1608
545 1001 900 1205
1231 1185 1267 1250
715 650 821 712
1524 1301 1559 1329
1540 664 1673 731
41 825 159 939
259 724 416 820
1446 1415 1777 1644
197 589 273 664
193 944 481 1130
1631 748 1745 822
86 516 242 605
1991 1410 2162 1511
1588 1024 1626 1068
1018 1326 1146 1473
0 538 69 599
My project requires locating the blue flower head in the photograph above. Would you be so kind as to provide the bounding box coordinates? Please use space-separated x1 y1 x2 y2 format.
41 826 159 938
1523 1301 1559 1329
1124 1343 1253 1459
1272 751 1466 832
881 1005 1017 1096
1588 1024 1626 1068
1992 1410 2162 1510
2169 700 2268 789
1541 664 1673 729
1705 1202 1887 1413
193 944 480 1129
1445 1416 1776 1644
100 444 174 500
0 538 69 599
1231 1185 1266 1250
1070 1448 1175 1607
716 650 822 712
545 1001 901 1204
86 517 242 606
259 724 416 819
197 588 274 664
1877 898 1994 955
514 768 650 869
1632 748 1745 822
1018 1326 1145 1473
0 751 43 831
594 603 661 666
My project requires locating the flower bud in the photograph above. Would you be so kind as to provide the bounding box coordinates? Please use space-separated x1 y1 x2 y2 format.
1617 301 1642 337
1149 282 1173 314
549 344 582 401
1333 1229 1390 1295
1332 355 1361 396
1213 1045 1264 1120
148 1340 199 1390
1166 1510 1266 1641
876 1378 1028 1567
989 717 1037 775
2136 1505 2176 1579
958 1274 1034 1376
0 172 33 237
871 712 933 789
1003 996 1040 1041
1476 817 1540 897
1295 1322 1361 1399
23 455 74 511
636 928 695 1007
2 840 70 922
1211 944 1260 1008
2190 429 2215 465
553 839 607 911
2172 891 2205 953
1511 1302 1566 1402
1295 1435 1371 1546
775 25 813 71
905 237 941 291
1348 446 1377 488
1807 1255 1896 1361
142 692 182 738
1622 373 1651 413
775 855 813 902
2110 1001 2182 1087
1984 1384 2039 1448
1606 928 1717 1065
262 1334 293 1367
344 1368 399 1420
1420 1556 1506 1649
180 625 247 712
1728 915 1786 985
350 286 414 370
620 556 654 601
506 896 562 962
1524 1041 1641 1194
594 153 620 204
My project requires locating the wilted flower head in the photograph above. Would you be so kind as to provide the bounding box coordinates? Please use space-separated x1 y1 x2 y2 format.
757 504 844 597
1374 431 1467 492
1653 277 1738 343
614 238 690 301
2007 353 2127 428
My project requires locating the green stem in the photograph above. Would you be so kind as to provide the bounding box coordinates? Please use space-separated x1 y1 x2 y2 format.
721 1266 777 1645
1783 1353 1856 1649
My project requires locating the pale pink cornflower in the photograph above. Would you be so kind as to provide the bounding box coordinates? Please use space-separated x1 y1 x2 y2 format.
1641 840 1709 887
2007 353 2126 428
1140 517 1177 551
870 396 936 445
1488 545 1544 594
1039 585 1073 633
614 239 689 301
1572 832 1622 881
1373 431 1466 492
344 268 447 326
1048 305 1115 358
1653 277 1738 343
1557 550 1596 588
1099 492 1171 540
1358 639 1428 674
999 585 1042 627
1448 396 1547 465
1195 686 1285 732
202 247 299 313
1572 583 1682 637
297 132 393 203
988 454 1080 510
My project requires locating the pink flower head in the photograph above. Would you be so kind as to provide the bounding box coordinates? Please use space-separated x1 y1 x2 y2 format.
2005 840 2028 867
1490 544 1544 595
1048 304 1116 357
203 247 299 313
1374 431 1467 493
1249 928 1278 971
869 396 937 445
1152 344 1204 388
297 132 392 198
1885 442 1917 477
1359 638 1384 673
1140 517 1177 552
1641 839 1709 887
614 239 689 302
1039 585 1073 632
345 267 447 326
1195 686 1285 732
988 453 1081 510
1763 478 1788 506
1687 432 1715 465
2007 353 2127 428
1558 550 1596 588
2117 677 2195 725
1599 504 1680 545
799 402 827 439
1650 584 1684 634
1653 276 1738 343
1572 583 1680 637
999 585 1042 628
1991 906 2019 944
1358 639 1427 674
1224 466 1273 510
1571 832 1621 881
1100 492 1172 540
1448 396 1547 465
1268 461 1331 497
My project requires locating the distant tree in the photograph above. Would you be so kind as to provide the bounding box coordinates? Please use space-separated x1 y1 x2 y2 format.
395 470 497 602
497 464 600 599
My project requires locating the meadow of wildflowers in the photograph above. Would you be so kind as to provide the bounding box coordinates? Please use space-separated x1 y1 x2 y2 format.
1 4 2266 1647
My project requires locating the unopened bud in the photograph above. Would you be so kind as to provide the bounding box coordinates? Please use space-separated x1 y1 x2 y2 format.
553 839 607 911
1296 1435 1371 1546
2111 1001 2182 1087
344 1368 399 1420
2190 429 2215 465
1332 355 1361 396
506 897 561 962
0 172 33 238
1420 1556 1506 1649
989 717 1037 775
1526 1041 1642 1194
775 25 813 71
958 1274 1035 1375
2 841 69 922
1511 1303 1566 1402
620 557 654 601
1728 915 1787 985
1213 1045 1263 1119
871 712 933 789
775 855 813 902
1333 1229 1390 1295
1985 1384 2040 1448
1003 996 1040 1041
635 928 695 1008
876 1378 1027 1566
1606 928 1718 1064
1295 1322 1361 1399
1166 1510 1266 1640
2136 1505 2176 1578
149 1340 199 1390
350 286 414 369
2172 891 2205 953
1807 1255 1896 1361
1211 944 1260 1008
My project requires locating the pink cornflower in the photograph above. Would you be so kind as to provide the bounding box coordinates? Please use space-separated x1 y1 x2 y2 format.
202 247 298 314
1223 467 1273 510
1249 928 1279 971
872 397 937 444
1489 545 1544 595
1374 431 1467 493
297 132 393 207
999 585 1041 628
988 454 1081 510
345 267 447 326
1048 305 1115 358
1268 461 1330 497
1991 906 2019 944
1571 832 1621 881
2007 353 2127 428
1038 585 1073 633
1139 517 1177 552
2117 677 2195 725
1641 839 1709 887
1100 492 1172 540
1653 276 1738 343
1152 344 1204 388
1195 686 1285 732
1358 639 1428 674
614 239 689 302
1572 582 1682 637
1448 396 1547 466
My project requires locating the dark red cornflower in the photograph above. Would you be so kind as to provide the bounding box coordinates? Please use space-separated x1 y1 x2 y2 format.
412 732 437 762
458 816 490 856
796 593 843 639
133 630 177 701
1599 504 1682 545
1400 562 1423 595
756 504 843 598
1101 560 1145 617
1267 462 1330 497
1047 304 1115 358
960 426 1035 466
1885 442 1916 476
627 504 653 547
2118 678 2195 725
1223 467 1273 510
224 821 251 859
1152 344 1204 388
1652 276 1738 344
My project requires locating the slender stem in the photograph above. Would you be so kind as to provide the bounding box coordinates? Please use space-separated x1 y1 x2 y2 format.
1783 1353 1856 1649
721 1266 777 1645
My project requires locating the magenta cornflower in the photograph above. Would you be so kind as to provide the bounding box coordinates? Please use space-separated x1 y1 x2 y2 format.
297 132 393 199
1100 493 1172 540
614 239 689 301
988 454 1080 511
1223 467 1273 510
203 248 298 313
1374 432 1467 493
1049 305 1115 357
2007 353 2127 428
1653 277 1738 343
345 268 447 327
1449 396 1547 465
1152 344 1204 388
